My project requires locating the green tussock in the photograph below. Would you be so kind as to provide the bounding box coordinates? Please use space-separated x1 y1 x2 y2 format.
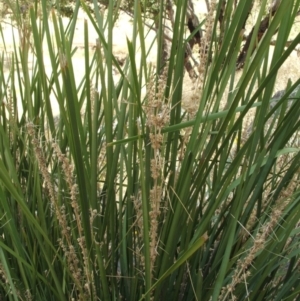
0 0 300 300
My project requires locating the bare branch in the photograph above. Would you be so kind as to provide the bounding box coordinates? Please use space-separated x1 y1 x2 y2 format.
205 0 210 12
237 0 281 69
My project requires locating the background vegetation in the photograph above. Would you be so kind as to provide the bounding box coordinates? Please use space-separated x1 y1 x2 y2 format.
0 0 300 300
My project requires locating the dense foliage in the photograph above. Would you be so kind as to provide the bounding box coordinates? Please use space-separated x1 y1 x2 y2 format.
0 0 300 300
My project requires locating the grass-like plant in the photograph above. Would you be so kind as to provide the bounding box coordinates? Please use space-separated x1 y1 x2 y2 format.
0 0 300 300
